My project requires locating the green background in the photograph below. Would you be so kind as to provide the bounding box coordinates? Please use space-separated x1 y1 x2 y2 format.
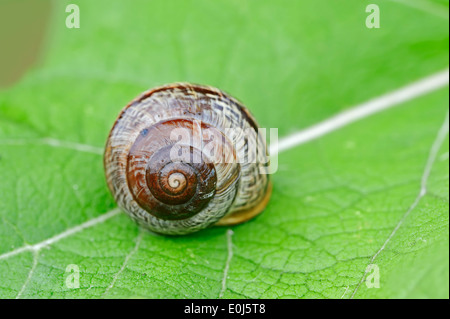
0 0 448 298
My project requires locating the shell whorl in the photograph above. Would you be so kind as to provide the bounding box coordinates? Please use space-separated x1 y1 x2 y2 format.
104 83 270 235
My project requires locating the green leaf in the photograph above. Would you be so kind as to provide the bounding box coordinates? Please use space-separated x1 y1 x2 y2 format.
0 0 448 298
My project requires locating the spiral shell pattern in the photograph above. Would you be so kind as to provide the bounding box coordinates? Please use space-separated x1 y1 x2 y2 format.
104 83 270 235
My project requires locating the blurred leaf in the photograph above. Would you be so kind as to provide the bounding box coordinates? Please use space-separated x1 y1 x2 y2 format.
0 0 52 88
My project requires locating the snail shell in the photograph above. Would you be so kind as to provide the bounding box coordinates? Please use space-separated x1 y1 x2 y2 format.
104 83 271 235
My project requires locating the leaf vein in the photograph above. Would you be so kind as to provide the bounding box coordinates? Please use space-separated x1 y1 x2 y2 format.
350 110 449 298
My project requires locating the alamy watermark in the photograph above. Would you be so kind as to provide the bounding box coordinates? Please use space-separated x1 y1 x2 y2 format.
65 264 80 289
366 4 380 29
147 120 279 174
65 4 80 29
365 264 380 289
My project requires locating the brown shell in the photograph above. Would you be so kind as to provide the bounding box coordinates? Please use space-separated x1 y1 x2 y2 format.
104 83 271 235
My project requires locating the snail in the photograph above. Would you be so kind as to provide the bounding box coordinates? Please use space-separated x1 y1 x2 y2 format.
104 83 272 235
